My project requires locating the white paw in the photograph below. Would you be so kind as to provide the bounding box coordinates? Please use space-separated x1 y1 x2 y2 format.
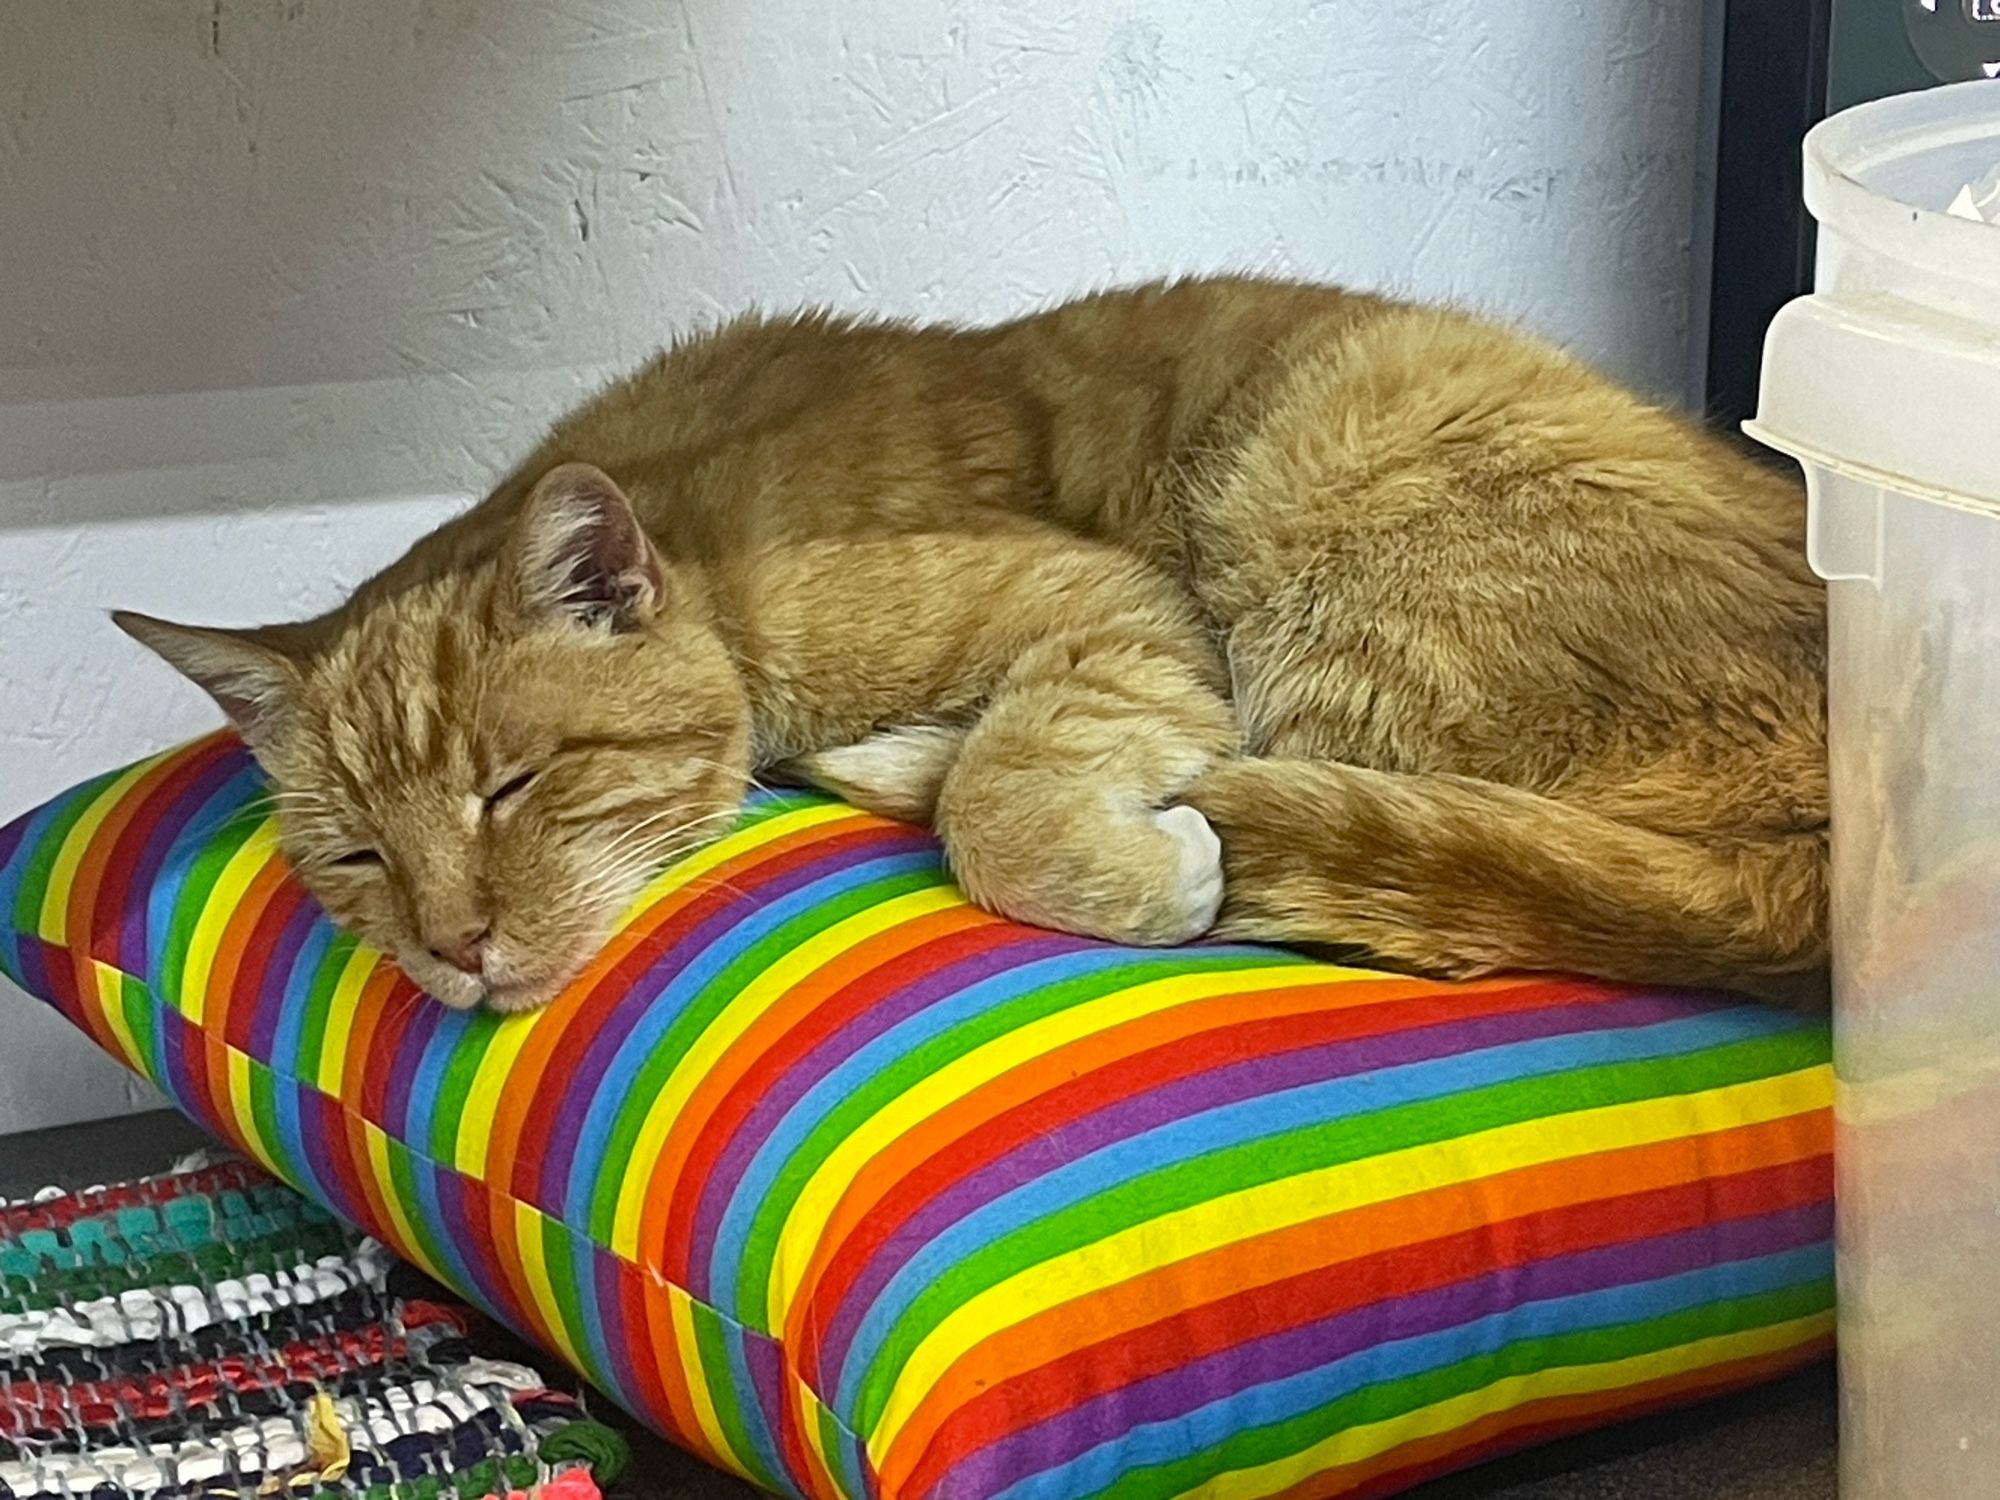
790 726 964 822
1150 804 1225 942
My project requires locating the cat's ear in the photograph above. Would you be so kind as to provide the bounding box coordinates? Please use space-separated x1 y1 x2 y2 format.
112 612 298 745
507 463 664 633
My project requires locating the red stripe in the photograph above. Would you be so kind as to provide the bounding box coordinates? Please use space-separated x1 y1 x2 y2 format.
87 736 237 965
795 980 1594 1380
899 1155 1832 1499
655 922 1030 1285
357 978 428 1129
1312 1340 1835 1500
504 822 924 1208
204 856 290 1057
224 879 310 1054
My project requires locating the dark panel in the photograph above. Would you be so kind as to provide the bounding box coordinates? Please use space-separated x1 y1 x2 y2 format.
1704 0 1832 430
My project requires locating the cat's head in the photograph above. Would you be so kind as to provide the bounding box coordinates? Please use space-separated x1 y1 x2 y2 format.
116 464 750 1014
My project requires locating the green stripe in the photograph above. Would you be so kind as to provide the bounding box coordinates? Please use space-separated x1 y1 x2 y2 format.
7 769 119 938
154 810 265 1008
583 865 953 1247
382 1131 456 1294
1093 1278 1835 1500
688 1295 786 1494
292 928 363 1086
734 949 1299 1329
852 1030 1828 1429
117 970 165 1091
539 1215 613 1399
426 1011 503 1166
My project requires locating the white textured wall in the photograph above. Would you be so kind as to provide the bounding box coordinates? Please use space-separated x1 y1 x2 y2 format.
0 0 1711 1134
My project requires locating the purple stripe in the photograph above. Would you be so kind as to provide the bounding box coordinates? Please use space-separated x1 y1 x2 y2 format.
0 805 28 875
386 995 448 1138
683 933 1088 1292
120 753 258 974
588 1241 645 1415
814 991 1694 1381
533 824 934 1214
927 1199 1833 1500
154 998 203 1123
13 931 55 1014
739 1317 798 1491
435 1158 512 1319
250 895 324 1061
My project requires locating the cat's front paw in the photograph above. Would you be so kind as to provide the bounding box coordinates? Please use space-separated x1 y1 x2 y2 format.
946 800 1226 947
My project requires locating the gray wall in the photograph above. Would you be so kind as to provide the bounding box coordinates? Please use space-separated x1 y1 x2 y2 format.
0 0 1719 1135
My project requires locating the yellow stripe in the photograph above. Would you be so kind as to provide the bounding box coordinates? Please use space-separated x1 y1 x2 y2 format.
621 803 863 920
461 805 858 1184
609 884 965 1259
452 1012 541 1178
91 960 147 1075
225 1046 267 1165
1204 1311 1834 1500
312 944 381 1099
36 756 161 944
671 1283 738 1471
180 820 280 1026
364 1121 443 1283
771 963 1361 1329
869 1065 1832 1457
513 1198 585 1372
795 1374 841 1500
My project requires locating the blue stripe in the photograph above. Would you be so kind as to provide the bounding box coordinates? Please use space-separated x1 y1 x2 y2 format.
563 849 945 1228
991 1243 1833 1500
836 1006 1794 1410
701 948 1195 1318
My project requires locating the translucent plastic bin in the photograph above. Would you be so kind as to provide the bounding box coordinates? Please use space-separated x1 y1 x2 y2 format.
1747 80 2000 1499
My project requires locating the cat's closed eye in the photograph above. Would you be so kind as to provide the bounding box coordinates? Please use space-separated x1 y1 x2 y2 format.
484 769 539 810
331 848 383 869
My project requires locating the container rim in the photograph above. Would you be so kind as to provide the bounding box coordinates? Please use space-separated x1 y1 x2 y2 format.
1804 79 2000 292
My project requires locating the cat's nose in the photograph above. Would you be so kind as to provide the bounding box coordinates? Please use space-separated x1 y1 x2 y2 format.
428 923 491 977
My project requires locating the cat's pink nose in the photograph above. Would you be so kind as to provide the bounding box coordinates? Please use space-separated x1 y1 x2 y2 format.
428 924 491 977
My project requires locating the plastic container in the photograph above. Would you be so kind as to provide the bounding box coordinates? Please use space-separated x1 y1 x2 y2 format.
1747 80 2000 1499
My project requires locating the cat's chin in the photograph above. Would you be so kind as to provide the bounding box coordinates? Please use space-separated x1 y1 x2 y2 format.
479 977 566 1015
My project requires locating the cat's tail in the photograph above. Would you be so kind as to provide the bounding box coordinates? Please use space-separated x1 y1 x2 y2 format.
1183 758 1828 1007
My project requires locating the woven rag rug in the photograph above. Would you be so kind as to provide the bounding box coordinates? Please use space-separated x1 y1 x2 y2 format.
0 1156 629 1500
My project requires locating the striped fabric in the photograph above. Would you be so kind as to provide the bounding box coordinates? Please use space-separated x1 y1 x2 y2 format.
0 734 1836 1500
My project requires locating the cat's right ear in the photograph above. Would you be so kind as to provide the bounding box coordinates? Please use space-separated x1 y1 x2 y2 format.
505 463 665 634
112 612 298 746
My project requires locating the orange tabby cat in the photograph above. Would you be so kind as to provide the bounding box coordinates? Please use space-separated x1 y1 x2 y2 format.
116 277 1827 1013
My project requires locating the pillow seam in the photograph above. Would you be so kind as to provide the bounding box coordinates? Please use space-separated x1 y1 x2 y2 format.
48 942 886 1494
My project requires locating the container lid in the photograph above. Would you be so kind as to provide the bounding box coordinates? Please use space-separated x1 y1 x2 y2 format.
1803 80 2000 312
1749 81 2000 515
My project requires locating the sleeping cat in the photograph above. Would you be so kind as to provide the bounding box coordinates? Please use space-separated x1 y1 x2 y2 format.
116 277 1828 1014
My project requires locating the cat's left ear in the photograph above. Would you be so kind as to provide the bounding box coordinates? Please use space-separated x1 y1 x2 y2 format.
112 612 299 746
506 463 665 633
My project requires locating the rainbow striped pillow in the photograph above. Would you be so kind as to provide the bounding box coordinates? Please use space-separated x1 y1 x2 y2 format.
1 734 1835 1500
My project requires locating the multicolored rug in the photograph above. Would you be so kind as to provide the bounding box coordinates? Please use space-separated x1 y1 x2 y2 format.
1 1157 628 1500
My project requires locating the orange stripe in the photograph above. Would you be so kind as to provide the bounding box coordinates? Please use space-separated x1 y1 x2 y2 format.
641 1274 717 1465
336 964 407 1118
60 749 190 957
484 817 876 1193
484 1181 557 1352
1284 1336 1835 1500
877 1112 1831 1484
784 974 1538 1352
636 904 998 1269
337 1106 400 1254
63 948 124 1057
202 854 290 1049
